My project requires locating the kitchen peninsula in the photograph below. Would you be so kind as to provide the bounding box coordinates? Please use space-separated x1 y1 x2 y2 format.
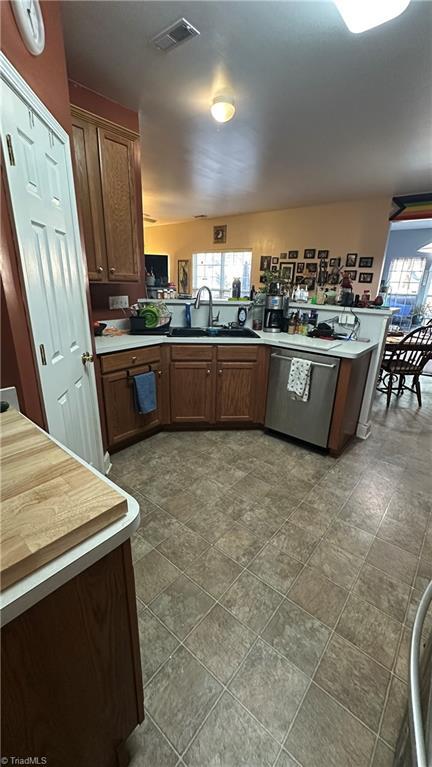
95 300 390 458
1 410 143 767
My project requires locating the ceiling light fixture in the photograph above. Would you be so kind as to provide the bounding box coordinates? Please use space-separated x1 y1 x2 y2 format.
334 0 411 33
210 95 236 123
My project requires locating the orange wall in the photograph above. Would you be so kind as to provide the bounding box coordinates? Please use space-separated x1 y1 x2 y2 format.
145 197 391 298
1 0 72 425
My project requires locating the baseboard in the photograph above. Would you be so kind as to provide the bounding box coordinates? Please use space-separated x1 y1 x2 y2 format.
356 421 371 440
103 451 112 475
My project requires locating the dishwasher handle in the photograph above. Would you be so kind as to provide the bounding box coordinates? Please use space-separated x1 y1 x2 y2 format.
271 353 336 370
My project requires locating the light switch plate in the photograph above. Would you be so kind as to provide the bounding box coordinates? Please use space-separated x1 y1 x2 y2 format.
109 295 129 310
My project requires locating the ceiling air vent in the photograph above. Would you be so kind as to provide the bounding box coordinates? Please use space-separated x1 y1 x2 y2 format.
151 18 200 52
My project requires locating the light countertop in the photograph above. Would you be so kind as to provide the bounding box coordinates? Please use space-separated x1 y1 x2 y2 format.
95 331 378 359
0 413 140 626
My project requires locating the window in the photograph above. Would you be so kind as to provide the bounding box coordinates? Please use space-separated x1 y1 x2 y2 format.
387 257 426 295
192 251 252 298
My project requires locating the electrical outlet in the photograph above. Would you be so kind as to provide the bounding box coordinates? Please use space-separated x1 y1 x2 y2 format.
338 314 347 325
109 295 129 310
345 314 356 326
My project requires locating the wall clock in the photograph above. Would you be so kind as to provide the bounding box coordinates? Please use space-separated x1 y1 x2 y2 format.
12 0 45 56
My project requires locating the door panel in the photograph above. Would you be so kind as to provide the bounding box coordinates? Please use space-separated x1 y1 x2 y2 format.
1 77 104 469
97 128 139 282
170 362 214 423
216 362 256 422
102 366 161 449
71 117 106 281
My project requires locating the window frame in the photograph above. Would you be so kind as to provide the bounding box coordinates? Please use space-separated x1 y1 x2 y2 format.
192 249 253 299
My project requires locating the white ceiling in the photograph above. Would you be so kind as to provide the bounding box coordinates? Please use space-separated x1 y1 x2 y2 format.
61 0 432 224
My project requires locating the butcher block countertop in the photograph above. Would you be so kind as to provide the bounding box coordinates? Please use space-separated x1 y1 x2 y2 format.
0 409 129 596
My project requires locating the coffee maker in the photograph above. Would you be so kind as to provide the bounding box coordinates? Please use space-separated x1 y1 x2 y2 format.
263 294 284 333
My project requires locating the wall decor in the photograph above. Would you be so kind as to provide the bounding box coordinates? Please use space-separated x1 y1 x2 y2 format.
306 263 317 274
305 277 316 291
272 257 279 265
347 270 357 281
295 275 305 285
359 272 373 283
259 274 266 284
296 262 305 274
280 252 287 259
280 262 295 281
288 250 299 259
304 249 316 259
390 192 432 222
346 253 357 267
329 257 341 267
359 257 374 268
271 265 279 272
178 259 191 294
260 256 271 271
213 224 227 244
318 250 329 259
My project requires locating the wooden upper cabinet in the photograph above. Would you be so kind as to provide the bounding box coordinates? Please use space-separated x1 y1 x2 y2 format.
97 128 139 282
70 106 141 283
71 117 106 281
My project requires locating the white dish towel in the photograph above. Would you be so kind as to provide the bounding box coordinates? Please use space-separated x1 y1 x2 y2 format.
287 358 312 402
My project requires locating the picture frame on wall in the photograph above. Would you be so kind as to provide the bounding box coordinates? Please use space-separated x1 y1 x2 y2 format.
296 262 305 274
317 250 329 259
280 262 295 282
280 252 287 259
213 225 227 244
329 257 341 267
259 275 266 284
272 257 279 265
271 265 279 272
359 257 374 268
304 249 316 259
260 256 271 271
359 272 373 283
347 270 357 281
288 250 299 259
346 253 357 267
178 259 191 294
306 263 317 274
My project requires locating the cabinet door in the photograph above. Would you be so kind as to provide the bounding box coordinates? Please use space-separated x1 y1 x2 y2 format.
102 367 162 449
97 128 139 282
71 117 107 281
170 362 214 424
216 362 257 423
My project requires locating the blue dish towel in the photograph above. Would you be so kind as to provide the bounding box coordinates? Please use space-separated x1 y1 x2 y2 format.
133 371 157 414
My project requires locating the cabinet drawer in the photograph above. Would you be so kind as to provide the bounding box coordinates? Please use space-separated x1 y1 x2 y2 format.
170 345 214 361
100 345 161 373
217 345 259 361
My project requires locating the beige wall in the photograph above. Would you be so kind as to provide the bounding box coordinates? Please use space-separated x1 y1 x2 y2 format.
145 197 391 298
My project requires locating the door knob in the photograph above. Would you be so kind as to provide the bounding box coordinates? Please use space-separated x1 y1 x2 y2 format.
81 352 94 364
109 267 116 274
207 369 211 375
96 265 103 273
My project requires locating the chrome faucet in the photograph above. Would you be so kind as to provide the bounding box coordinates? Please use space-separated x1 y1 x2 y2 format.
194 285 219 327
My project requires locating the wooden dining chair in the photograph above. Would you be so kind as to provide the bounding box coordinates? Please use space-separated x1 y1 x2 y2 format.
378 324 432 407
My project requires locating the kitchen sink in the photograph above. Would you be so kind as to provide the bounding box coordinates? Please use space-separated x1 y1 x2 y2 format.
169 327 260 339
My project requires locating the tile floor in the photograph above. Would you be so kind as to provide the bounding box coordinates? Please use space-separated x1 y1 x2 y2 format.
110 380 432 767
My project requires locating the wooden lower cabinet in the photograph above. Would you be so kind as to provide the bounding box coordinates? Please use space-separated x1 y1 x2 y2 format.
102 359 169 449
170 361 215 424
216 361 257 422
1 541 143 767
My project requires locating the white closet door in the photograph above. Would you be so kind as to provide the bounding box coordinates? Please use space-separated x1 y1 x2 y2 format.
1 73 104 471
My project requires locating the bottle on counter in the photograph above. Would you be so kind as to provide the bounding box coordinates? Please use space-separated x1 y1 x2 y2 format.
288 312 295 334
232 278 241 299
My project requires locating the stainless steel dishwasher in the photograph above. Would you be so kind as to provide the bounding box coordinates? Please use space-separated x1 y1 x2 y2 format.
265 347 340 448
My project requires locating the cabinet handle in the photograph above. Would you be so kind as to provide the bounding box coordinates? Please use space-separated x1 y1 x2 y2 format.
110 267 116 274
131 356 137 363
158 370 162 377
96 265 103 273
218 369 223 375
207 369 211 375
